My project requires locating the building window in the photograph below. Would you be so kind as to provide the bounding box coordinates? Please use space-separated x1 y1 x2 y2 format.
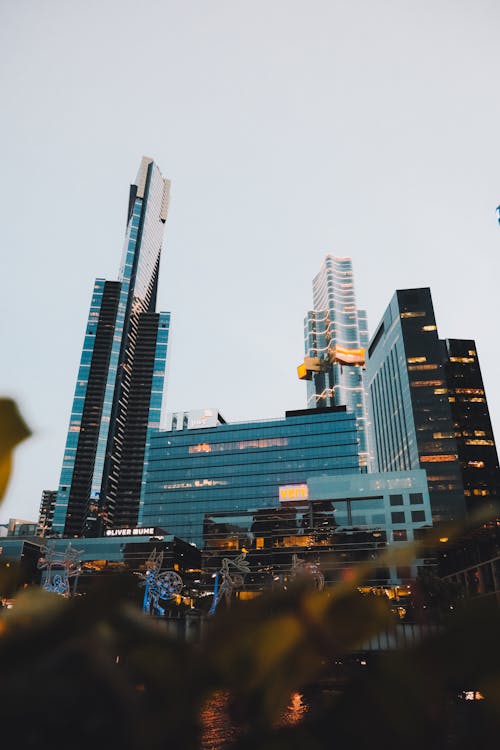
390 495 403 506
411 510 426 522
391 511 405 524
409 493 423 505
392 529 408 542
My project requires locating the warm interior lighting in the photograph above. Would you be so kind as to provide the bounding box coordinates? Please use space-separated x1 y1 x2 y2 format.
189 437 288 454
411 380 444 387
420 455 458 463
408 364 439 371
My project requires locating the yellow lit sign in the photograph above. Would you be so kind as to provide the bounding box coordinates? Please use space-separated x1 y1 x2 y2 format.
279 484 309 502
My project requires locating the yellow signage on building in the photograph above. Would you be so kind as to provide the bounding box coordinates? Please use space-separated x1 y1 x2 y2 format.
279 484 309 502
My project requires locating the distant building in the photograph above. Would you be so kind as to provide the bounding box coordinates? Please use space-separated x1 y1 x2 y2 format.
298 256 370 466
37 490 57 537
52 157 171 538
140 406 361 548
1 518 38 537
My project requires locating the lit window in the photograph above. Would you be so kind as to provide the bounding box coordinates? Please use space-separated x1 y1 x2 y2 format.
411 380 444 387
465 439 494 446
420 455 458 463
408 364 439 371
422 325 437 331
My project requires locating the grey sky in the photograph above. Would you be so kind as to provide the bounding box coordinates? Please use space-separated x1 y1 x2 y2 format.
1 0 499 524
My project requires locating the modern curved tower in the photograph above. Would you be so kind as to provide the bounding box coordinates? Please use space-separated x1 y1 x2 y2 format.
299 255 369 466
52 157 171 537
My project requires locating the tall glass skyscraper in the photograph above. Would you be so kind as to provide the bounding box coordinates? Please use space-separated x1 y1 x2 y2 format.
299 255 370 466
365 288 466 523
52 157 171 538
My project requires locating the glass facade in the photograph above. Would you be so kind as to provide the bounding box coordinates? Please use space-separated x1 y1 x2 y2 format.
302 256 370 466
443 338 500 515
307 470 432 542
53 158 172 537
191 470 430 589
140 407 361 548
365 288 466 523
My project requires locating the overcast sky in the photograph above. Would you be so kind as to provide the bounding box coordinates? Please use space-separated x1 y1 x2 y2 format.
1 0 499 524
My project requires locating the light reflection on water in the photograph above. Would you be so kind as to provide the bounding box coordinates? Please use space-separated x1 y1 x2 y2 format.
200 689 310 750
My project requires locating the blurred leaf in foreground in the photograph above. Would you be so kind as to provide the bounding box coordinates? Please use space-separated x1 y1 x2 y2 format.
0 398 31 502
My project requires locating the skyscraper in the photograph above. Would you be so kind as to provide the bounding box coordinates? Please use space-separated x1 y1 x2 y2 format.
52 157 171 538
365 288 466 523
443 339 500 515
298 255 369 466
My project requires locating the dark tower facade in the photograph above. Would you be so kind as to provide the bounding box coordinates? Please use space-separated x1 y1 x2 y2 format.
443 339 500 516
365 288 466 523
52 158 171 537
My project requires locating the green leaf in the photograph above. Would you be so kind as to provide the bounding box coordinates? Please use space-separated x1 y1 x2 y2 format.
0 399 31 502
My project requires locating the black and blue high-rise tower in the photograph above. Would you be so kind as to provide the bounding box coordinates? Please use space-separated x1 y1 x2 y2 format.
52 157 171 537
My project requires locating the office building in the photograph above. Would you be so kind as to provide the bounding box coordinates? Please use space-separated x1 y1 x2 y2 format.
37 490 57 536
202 469 432 589
0 531 201 603
140 406 361 548
443 339 500 515
298 256 369 466
366 288 468 523
52 157 171 538
0 518 38 538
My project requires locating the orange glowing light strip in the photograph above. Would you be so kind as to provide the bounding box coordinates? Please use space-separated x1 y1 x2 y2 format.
420 455 458 463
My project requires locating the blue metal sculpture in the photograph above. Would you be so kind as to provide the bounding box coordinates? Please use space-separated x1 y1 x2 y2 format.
138 548 183 616
38 542 82 596
209 551 250 615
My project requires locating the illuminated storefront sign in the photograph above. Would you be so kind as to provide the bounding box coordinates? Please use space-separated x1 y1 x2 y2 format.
105 527 156 537
279 484 309 502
